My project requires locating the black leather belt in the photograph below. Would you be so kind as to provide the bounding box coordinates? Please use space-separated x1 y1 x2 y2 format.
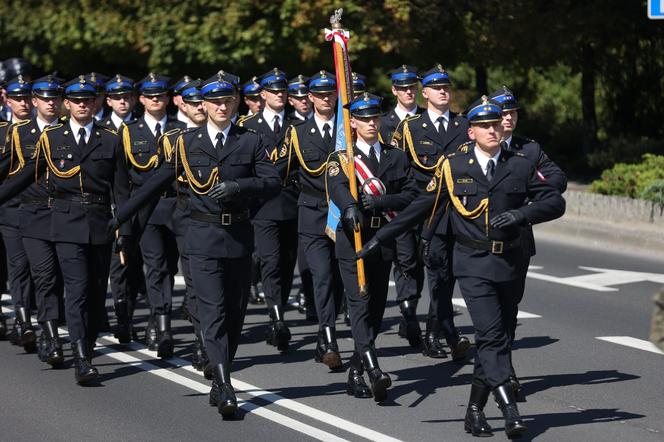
190 210 250 226
53 191 110 205
455 234 521 255
20 196 50 206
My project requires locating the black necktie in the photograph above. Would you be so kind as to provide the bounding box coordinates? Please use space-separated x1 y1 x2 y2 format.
77 128 86 150
155 122 162 139
500 140 510 152
323 123 332 145
215 132 225 155
486 159 495 182
273 116 281 134
368 146 379 171
437 116 446 137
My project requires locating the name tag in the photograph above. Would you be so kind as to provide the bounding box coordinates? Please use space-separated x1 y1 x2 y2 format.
419 140 433 145
457 178 474 184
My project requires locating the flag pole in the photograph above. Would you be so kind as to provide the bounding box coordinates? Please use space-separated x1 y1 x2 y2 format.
325 9 367 296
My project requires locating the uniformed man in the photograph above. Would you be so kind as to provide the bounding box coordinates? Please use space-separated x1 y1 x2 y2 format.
351 72 367 99
86 72 110 122
392 64 471 360
489 85 567 398
171 75 193 124
241 76 264 117
359 96 566 437
285 74 316 319
288 75 313 121
99 74 144 344
380 65 426 348
0 75 36 352
120 73 185 358
279 71 344 369
0 109 10 339
0 76 67 365
7 75 132 384
327 93 417 401
109 71 280 418
239 68 300 353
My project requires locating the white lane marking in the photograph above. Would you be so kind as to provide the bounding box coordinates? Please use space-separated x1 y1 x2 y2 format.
452 298 541 319
91 340 349 442
596 336 664 355
108 339 404 442
527 266 664 292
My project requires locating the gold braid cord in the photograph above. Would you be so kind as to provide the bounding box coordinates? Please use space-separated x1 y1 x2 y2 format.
123 125 159 171
8 123 28 176
442 158 488 218
176 134 218 195
290 126 327 176
36 127 81 179
403 120 445 172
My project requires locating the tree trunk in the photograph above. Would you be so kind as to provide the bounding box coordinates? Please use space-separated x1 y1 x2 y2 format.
581 43 599 154
475 65 488 96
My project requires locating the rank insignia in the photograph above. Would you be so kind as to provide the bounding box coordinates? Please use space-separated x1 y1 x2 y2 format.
279 145 287 158
426 177 437 192
59 159 65 169
327 161 340 177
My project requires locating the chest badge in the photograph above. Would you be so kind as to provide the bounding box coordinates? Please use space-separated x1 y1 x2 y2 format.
59 159 65 169
327 160 340 177
426 177 437 192
279 145 287 158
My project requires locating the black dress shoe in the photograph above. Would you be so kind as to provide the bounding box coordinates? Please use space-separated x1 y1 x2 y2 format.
156 314 174 359
42 320 64 367
16 308 37 353
464 383 493 437
145 316 158 351
494 383 528 438
362 349 392 402
213 363 237 419
113 301 132 344
447 335 471 361
346 368 373 398
422 327 448 359
265 306 291 351
313 326 343 371
398 301 422 348
71 340 99 385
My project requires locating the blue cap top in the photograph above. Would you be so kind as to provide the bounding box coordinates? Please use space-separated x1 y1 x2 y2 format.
421 64 450 87
465 95 502 124
242 76 262 97
31 75 64 98
288 75 309 97
63 75 98 98
259 68 288 91
308 70 336 93
488 85 519 111
201 71 236 99
352 72 367 94
105 74 135 95
4 75 31 97
389 65 420 86
344 92 383 117
180 79 203 102
85 72 110 91
138 73 170 96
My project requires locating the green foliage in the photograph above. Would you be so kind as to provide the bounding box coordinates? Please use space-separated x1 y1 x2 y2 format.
640 179 664 204
590 154 664 198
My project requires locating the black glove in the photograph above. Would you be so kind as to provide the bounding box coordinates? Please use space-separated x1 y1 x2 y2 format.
342 204 364 234
357 236 380 260
106 217 120 241
360 194 385 211
418 238 432 268
208 181 240 201
490 209 526 228
114 235 133 255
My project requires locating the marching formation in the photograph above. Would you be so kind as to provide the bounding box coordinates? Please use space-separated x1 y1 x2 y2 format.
0 55 565 438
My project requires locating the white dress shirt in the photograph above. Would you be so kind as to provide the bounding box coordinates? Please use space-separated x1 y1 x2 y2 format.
394 105 418 122
69 119 94 144
474 145 502 176
111 112 133 131
261 107 285 132
428 108 450 132
36 116 58 133
207 121 232 147
143 112 168 138
356 138 381 163
313 114 334 139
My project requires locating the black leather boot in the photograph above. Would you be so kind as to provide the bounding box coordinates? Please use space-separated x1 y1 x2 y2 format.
441 319 470 361
179 296 191 322
192 332 209 371
114 301 132 344
464 383 493 437
422 318 447 358
0 313 7 340
346 352 372 398
212 363 237 419
37 332 48 362
398 300 422 347
16 307 37 353
145 314 158 350
71 340 99 385
156 314 174 359
265 305 291 351
314 326 342 371
494 383 528 438
42 320 64 367
362 349 392 402
509 374 525 402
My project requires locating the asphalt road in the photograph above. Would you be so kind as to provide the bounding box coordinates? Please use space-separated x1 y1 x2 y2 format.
1 234 663 442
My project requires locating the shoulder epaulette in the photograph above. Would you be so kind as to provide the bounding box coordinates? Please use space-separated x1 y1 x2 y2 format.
44 123 63 132
163 127 182 137
404 113 422 122
101 126 117 135
180 127 198 135
123 118 139 126
514 151 527 158
0 121 8 127
237 113 258 127
59 115 69 123
13 120 31 128
456 141 473 153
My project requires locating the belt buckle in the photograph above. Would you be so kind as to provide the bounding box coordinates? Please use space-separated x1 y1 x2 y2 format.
370 216 382 228
220 213 232 226
491 241 504 254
